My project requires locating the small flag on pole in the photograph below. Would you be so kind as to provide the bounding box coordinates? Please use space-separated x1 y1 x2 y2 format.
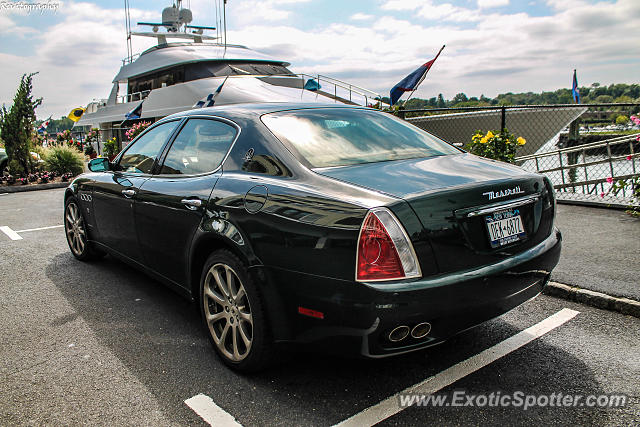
67 107 85 122
37 116 52 134
125 102 143 120
390 45 445 106
194 93 216 108
193 77 229 108
572 69 580 104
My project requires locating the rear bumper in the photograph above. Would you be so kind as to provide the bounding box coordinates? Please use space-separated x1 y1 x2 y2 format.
264 228 562 358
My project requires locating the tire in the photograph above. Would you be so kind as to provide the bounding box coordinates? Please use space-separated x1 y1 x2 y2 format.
199 249 272 372
64 197 105 261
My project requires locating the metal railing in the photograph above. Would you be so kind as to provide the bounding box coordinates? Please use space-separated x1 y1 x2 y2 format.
517 133 639 201
116 90 151 104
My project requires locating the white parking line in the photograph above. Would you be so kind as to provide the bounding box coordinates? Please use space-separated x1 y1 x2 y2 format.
185 393 243 426
0 226 23 240
334 308 580 427
16 224 64 233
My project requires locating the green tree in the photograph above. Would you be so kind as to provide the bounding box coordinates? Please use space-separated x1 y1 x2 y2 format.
451 92 469 105
0 73 42 175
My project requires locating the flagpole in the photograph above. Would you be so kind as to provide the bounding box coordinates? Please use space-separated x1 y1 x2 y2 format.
404 44 445 105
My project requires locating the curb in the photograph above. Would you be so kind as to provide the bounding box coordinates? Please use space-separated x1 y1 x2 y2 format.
0 182 69 194
544 281 640 318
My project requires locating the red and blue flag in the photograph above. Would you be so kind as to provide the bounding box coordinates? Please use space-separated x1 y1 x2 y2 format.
390 45 444 106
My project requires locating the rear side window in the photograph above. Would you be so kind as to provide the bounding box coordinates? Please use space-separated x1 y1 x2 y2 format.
160 118 237 175
261 108 460 168
119 121 179 174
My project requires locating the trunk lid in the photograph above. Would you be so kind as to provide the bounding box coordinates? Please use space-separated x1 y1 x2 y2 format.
316 154 555 274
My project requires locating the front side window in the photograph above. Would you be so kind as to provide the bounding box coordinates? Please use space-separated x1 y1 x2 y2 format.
261 108 461 168
159 118 237 175
119 121 179 174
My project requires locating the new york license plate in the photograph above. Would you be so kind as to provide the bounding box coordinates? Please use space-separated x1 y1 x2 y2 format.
485 208 526 248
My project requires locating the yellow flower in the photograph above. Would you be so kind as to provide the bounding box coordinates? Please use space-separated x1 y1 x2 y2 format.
517 137 526 145
480 137 488 144
486 131 494 139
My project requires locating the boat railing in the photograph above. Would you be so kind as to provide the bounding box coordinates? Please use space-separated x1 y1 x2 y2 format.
302 74 383 106
113 73 382 107
116 90 151 104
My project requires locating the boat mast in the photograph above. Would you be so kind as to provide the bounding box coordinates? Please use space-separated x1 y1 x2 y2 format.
124 0 132 62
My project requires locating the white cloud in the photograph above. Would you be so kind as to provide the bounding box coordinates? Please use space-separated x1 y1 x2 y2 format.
227 0 311 26
382 0 480 22
478 0 510 8
350 13 374 21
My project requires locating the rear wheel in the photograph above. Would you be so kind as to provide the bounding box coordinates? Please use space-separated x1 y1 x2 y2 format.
64 197 104 261
200 250 272 372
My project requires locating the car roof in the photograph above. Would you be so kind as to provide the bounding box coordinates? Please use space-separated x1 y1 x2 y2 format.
163 102 374 122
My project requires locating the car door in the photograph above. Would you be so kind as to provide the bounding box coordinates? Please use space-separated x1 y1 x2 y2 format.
135 117 239 286
92 120 180 262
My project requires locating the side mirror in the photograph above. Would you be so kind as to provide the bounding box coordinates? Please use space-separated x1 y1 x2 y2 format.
88 157 110 172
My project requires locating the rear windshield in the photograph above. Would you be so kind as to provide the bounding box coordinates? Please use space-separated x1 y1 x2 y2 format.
261 108 460 168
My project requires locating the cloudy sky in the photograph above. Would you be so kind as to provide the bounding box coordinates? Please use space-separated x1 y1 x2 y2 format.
0 0 638 119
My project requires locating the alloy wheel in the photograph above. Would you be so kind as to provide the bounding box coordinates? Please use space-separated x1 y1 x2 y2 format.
65 201 86 256
203 263 253 362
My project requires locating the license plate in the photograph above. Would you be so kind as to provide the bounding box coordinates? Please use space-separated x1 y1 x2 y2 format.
485 208 526 248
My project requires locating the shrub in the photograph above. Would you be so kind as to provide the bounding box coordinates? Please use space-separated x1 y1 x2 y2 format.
465 129 526 164
103 137 119 157
43 144 84 176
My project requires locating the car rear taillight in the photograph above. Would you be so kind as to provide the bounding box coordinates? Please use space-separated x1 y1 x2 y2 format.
356 207 421 282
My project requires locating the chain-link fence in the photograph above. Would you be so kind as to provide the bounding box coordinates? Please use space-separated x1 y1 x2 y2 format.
399 103 640 206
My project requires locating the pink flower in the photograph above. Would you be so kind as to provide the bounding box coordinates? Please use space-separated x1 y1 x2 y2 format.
636 135 640 142
628 155 633 160
606 177 613 184
600 192 605 198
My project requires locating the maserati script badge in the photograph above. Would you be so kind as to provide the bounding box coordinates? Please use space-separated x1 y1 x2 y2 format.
483 186 524 201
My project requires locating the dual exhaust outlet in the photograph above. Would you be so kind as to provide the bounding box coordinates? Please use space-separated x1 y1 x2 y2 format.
388 322 431 342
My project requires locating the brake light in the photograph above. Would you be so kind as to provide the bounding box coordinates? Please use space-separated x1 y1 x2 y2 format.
356 207 421 282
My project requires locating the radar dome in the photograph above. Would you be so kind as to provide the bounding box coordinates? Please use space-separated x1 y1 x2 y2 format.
162 6 179 25
179 8 193 24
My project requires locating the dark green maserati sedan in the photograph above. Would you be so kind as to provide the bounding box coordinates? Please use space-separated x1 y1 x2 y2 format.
63 103 561 372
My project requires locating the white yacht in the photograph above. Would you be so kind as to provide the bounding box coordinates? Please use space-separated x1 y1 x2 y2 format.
76 1 383 147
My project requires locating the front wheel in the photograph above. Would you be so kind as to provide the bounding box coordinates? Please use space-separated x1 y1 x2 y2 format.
64 197 104 261
200 250 272 372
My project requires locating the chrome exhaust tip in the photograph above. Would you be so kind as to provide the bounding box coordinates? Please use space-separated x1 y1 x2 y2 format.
388 325 410 342
411 322 432 339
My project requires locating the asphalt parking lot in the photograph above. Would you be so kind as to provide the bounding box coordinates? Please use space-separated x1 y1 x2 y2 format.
1 188 638 426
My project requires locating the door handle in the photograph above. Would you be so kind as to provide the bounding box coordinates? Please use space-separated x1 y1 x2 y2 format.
181 198 202 210
121 188 136 198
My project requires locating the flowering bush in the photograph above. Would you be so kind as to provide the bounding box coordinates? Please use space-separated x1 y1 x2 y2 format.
125 121 151 141
56 129 72 144
466 129 526 164
103 137 119 158
85 128 100 143
630 115 640 126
